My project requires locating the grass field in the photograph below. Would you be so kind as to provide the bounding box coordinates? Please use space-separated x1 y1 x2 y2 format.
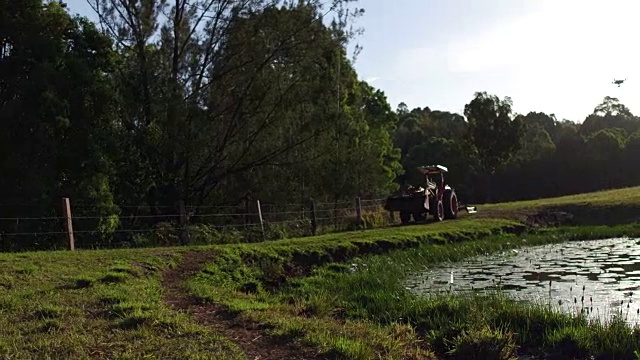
0 247 246 359
487 186 640 209
477 186 640 221
2 186 640 359
0 219 517 359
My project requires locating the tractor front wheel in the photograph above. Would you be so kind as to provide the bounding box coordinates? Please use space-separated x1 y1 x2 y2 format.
443 189 459 220
434 200 444 222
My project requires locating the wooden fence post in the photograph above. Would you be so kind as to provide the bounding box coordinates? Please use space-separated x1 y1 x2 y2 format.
355 197 362 228
62 197 75 251
309 199 317 236
256 200 265 241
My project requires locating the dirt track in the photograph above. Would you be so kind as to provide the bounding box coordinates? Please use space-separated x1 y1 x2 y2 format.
162 250 322 360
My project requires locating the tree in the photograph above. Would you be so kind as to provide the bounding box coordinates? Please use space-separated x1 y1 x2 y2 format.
397 102 409 116
0 0 119 249
585 129 624 162
593 96 633 117
623 132 640 186
350 81 403 197
581 97 640 137
515 121 556 163
463 91 523 202
89 0 365 210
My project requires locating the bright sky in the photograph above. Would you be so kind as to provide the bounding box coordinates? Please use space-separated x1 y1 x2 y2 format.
353 0 640 122
64 0 640 122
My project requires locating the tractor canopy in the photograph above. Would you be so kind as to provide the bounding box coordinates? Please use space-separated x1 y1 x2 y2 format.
417 165 448 175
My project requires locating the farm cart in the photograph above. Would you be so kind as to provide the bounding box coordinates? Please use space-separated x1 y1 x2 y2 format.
383 165 477 225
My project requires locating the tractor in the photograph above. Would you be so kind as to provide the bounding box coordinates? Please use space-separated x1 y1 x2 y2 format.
383 165 476 225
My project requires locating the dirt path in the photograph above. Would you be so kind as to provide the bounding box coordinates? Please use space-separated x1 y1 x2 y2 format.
162 250 322 360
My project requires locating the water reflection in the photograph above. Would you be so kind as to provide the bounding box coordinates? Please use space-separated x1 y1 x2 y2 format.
406 237 640 325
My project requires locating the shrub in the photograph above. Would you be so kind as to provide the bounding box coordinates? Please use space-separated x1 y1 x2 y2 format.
151 222 179 246
446 325 518 360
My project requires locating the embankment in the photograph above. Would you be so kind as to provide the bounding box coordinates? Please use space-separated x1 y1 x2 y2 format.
477 186 640 226
188 217 640 359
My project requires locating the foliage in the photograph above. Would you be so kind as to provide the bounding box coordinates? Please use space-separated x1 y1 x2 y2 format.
3 0 640 251
463 91 523 175
0 0 405 250
0 0 119 249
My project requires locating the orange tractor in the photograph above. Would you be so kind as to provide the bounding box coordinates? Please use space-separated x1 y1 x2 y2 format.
383 165 476 225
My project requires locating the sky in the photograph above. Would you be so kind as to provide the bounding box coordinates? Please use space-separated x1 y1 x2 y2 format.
63 0 640 122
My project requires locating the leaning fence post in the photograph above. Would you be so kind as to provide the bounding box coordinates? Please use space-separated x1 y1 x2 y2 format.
256 200 265 241
62 197 75 251
355 197 363 228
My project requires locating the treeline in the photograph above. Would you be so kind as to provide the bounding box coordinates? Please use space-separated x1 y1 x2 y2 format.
1 0 639 250
395 95 640 204
0 0 399 250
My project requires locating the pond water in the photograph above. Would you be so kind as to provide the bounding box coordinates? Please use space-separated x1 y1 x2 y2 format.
406 237 640 325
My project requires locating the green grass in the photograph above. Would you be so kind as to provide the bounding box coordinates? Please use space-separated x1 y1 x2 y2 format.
3 186 640 359
478 186 640 215
293 224 640 359
0 248 244 359
188 221 640 359
0 218 517 359
467 186 640 228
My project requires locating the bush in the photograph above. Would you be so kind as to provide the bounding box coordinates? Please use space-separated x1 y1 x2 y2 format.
151 222 179 246
362 209 390 229
188 224 243 245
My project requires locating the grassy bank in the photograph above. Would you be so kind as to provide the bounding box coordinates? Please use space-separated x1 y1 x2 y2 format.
0 218 516 359
3 185 640 359
0 248 245 359
477 186 640 224
189 222 640 359
483 186 640 210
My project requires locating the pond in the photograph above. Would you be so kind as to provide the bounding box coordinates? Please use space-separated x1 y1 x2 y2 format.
406 237 640 325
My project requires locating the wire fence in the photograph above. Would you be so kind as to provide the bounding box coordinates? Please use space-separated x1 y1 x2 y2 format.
0 197 392 252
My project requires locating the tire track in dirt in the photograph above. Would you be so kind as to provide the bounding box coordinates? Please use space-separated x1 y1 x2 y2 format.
162 250 322 360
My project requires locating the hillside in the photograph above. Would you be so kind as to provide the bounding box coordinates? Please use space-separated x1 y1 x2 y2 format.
476 185 640 224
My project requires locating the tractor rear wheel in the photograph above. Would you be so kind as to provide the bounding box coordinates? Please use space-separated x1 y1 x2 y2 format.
434 200 444 222
444 189 459 220
400 211 411 225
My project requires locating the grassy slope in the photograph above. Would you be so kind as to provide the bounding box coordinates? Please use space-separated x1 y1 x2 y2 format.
2 186 640 359
485 186 640 209
0 248 245 359
0 219 516 359
189 223 640 359
477 186 640 220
